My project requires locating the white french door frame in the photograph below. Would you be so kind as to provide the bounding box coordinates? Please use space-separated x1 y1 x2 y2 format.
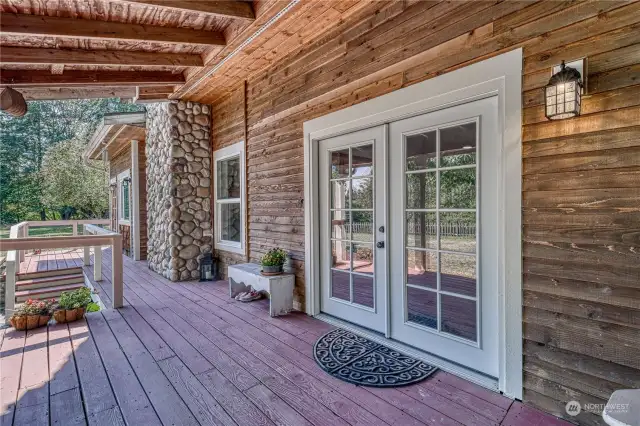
303 48 523 398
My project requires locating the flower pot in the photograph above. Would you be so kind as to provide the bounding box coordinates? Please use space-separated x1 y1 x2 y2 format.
10 315 27 330
55 308 86 324
9 314 51 330
38 315 50 327
261 264 283 276
53 310 66 323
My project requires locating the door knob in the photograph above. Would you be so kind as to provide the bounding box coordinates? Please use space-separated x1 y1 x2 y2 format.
376 241 385 248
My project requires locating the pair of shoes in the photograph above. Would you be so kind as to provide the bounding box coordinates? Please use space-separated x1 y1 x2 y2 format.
237 290 263 302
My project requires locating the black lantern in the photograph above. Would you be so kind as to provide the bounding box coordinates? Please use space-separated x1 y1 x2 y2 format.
199 252 217 281
544 60 582 120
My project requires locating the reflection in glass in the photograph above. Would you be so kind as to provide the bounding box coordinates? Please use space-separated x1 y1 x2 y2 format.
441 294 477 341
406 131 436 170
406 249 437 289
352 144 373 176
439 169 475 209
217 156 240 199
353 274 374 308
330 180 349 209
351 211 373 242
439 123 476 167
331 241 350 270
407 286 437 329
351 178 373 209
331 210 350 240
406 172 436 209
331 149 349 178
331 270 350 301
439 212 476 253
406 212 437 249
352 243 373 275
220 203 241 242
440 253 476 297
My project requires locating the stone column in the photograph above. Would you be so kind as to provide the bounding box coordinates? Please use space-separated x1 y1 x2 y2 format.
146 100 212 281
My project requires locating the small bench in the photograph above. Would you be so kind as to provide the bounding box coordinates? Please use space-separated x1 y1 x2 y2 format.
228 263 294 317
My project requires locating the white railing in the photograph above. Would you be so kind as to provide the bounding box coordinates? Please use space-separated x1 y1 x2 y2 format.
0 219 123 319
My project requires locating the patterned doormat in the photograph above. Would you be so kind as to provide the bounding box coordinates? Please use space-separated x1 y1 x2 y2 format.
313 328 437 387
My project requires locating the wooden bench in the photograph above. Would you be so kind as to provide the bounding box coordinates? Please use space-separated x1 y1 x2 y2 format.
228 263 294 317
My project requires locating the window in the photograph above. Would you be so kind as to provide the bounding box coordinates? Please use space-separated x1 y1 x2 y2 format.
214 142 245 254
118 170 131 223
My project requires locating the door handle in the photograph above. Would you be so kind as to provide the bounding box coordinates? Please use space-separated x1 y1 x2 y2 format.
376 241 385 249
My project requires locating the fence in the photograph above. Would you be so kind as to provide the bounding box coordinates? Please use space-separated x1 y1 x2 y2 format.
351 222 476 237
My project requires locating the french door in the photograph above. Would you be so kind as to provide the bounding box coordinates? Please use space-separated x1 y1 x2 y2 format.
388 97 499 377
318 126 387 333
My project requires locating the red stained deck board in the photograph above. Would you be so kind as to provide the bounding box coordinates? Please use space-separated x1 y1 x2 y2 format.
0 329 25 425
15 327 49 425
48 323 80 396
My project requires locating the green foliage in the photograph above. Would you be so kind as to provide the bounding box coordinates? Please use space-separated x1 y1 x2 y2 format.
0 98 144 224
15 299 56 316
86 302 101 313
57 287 93 310
261 248 287 266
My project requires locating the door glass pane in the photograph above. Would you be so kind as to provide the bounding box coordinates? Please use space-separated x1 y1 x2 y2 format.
406 212 437 249
352 243 373 275
440 212 476 253
331 270 350 301
440 169 475 209
440 253 476 297
330 180 349 209
407 287 437 329
217 156 240 199
441 294 477 341
332 241 350 270
406 250 437 289
331 210 350 240
440 123 476 167
331 149 349 178
351 211 373 242
406 172 436 209
351 177 373 209
352 144 373 176
406 131 436 170
220 203 241 242
353 275 374 308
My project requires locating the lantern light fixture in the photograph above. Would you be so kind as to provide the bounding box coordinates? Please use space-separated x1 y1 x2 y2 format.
199 252 218 281
545 60 583 120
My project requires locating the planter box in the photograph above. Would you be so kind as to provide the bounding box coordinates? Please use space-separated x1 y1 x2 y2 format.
10 314 50 330
53 307 85 323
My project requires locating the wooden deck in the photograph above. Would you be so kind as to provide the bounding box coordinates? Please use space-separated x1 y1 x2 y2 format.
1 249 572 426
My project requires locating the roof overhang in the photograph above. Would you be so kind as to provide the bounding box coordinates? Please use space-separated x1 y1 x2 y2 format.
85 112 146 161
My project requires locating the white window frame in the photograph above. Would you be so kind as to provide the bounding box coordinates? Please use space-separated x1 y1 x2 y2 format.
117 169 131 225
213 141 246 255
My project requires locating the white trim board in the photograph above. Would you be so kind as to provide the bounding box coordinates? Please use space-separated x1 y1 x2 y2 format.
303 48 523 399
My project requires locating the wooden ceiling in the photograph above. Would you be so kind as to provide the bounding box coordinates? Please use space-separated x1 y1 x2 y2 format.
0 0 257 100
0 0 373 103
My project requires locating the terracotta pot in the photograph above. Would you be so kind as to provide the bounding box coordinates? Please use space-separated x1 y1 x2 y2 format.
10 315 27 330
38 315 51 327
26 315 40 330
53 310 66 323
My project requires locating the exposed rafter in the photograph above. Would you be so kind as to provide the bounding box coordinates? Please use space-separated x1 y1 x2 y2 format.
0 46 204 67
123 0 255 20
1 70 185 87
0 13 226 46
18 87 137 101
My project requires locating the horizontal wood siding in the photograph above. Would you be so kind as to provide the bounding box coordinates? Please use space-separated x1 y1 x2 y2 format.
206 1 640 422
138 141 148 260
109 145 131 180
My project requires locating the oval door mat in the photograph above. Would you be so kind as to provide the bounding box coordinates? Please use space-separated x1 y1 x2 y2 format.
314 328 437 387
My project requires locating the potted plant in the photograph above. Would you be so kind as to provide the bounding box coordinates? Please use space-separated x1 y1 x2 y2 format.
10 299 55 330
53 287 100 323
260 248 287 275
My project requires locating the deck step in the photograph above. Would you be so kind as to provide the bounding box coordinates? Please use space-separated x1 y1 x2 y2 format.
15 283 85 302
17 267 83 281
16 273 85 290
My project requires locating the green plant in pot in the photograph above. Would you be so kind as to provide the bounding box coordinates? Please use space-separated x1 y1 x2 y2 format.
261 248 287 275
53 287 99 323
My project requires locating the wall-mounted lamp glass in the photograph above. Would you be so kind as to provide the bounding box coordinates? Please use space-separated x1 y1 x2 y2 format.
545 60 583 120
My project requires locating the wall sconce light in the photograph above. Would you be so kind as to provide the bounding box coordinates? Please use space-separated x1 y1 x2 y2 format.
545 60 584 120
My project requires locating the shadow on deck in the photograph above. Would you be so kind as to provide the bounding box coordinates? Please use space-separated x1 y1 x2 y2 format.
1 249 572 426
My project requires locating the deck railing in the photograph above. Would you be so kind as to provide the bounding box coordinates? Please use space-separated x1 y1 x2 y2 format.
0 219 123 319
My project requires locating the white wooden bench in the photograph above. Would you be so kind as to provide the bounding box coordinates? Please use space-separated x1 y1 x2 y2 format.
228 263 294 317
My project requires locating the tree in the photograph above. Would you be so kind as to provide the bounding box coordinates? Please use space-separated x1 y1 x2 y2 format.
40 139 109 219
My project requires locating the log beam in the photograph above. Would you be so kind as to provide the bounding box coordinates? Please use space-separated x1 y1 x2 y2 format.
18 87 137 100
1 70 185 87
0 46 204 67
0 13 226 46
123 0 255 20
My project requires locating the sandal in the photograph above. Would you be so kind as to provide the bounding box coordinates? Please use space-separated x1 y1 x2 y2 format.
239 290 263 302
234 290 250 301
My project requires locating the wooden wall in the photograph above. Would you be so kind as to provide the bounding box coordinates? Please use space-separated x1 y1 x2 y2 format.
137 141 148 260
109 145 131 180
207 1 640 423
